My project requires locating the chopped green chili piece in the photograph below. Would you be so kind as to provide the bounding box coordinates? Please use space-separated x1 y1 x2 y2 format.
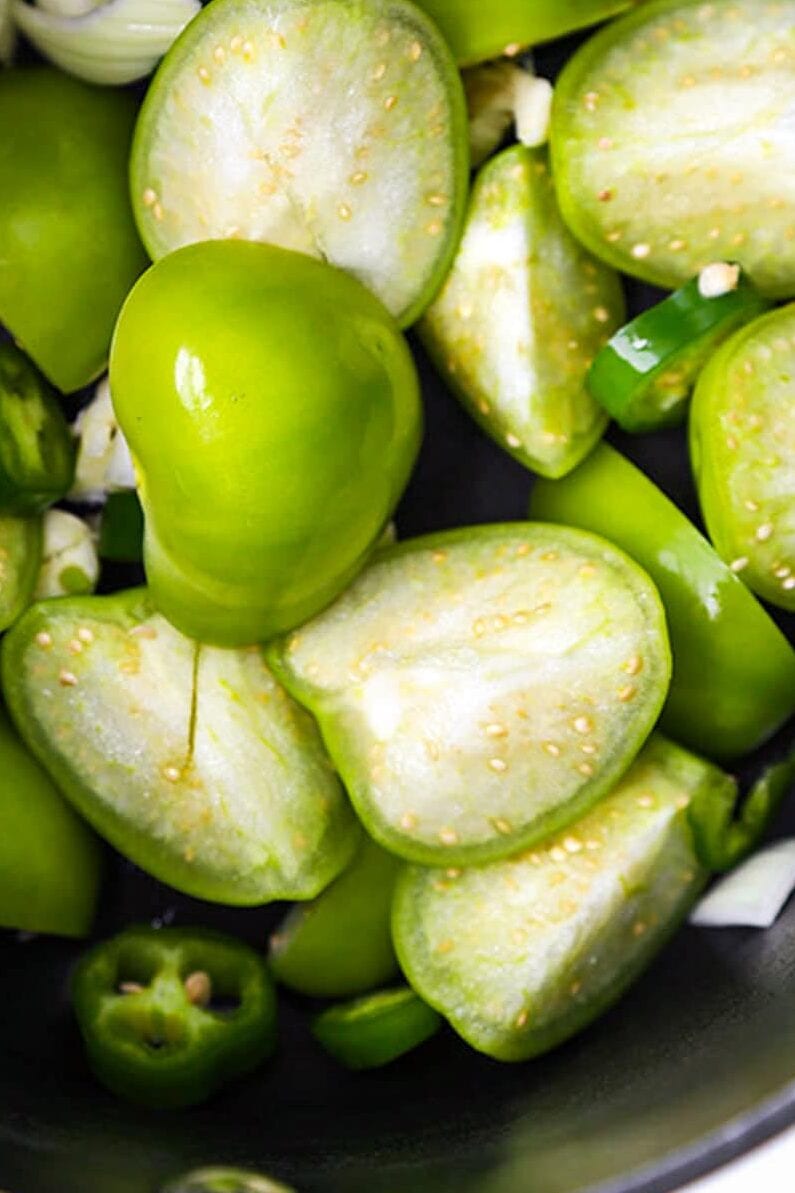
0 340 75 514
312 987 442 1070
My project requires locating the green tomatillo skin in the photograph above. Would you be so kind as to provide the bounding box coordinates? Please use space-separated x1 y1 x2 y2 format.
0 513 41 632
110 241 422 647
0 67 146 392
0 708 100 937
415 1 635 66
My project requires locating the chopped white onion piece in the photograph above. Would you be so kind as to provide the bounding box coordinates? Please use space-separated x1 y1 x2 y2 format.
464 60 553 168
70 377 137 504
13 0 200 86
35 510 99 600
690 839 795 929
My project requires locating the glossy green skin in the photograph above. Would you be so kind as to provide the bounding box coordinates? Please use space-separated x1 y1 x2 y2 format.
530 444 795 759
110 241 422 647
0 513 41 632
0 341 76 513
0 709 100 937
588 272 771 433
690 305 795 612
416 0 634 65
0 68 146 393
72 927 277 1109
311 987 442 1070
270 838 399 999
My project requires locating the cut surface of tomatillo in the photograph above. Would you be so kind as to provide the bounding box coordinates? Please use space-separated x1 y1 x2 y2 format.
131 0 469 326
392 734 714 1062
690 304 795 612
269 525 671 866
2 589 358 906
421 145 624 479
551 0 795 298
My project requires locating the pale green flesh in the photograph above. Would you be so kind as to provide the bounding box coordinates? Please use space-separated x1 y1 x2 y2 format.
131 0 468 325
270 525 671 865
421 145 623 479
393 734 710 1062
691 304 795 611
3 590 358 905
552 0 795 298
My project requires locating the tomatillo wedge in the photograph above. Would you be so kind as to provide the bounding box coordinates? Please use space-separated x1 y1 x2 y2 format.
415 1 634 67
0 708 100 937
690 304 795 612
72 926 277 1109
530 444 795 759
2 589 358 906
130 0 468 327
111 241 421 648
0 513 41 632
392 734 717 1063
421 145 624 479
0 341 75 514
269 524 671 867
0 67 146 392
551 0 795 298
270 838 400 999
312 987 441 1070
588 264 771 433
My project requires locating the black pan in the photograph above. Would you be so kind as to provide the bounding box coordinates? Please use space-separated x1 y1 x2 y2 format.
1 27 794 1193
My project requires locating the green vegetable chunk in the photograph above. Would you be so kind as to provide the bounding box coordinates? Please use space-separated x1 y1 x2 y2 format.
270 838 400 999
690 304 795 611
99 491 144 564
72 926 277 1108
530 444 795 759
0 67 146 391
270 525 671 866
2 589 358 906
131 0 469 327
0 341 76 513
415 1 635 66
393 735 715 1063
0 708 100 937
0 513 41 632
111 241 421 648
588 265 771 433
421 145 624 479
312 987 441 1070
690 752 795 874
162 1171 294 1193
551 0 795 298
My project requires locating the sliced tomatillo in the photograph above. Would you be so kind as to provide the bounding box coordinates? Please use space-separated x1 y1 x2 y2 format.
421 146 624 479
551 0 795 298
163 1171 295 1193
269 525 671 867
131 0 468 327
2 589 358 906
72 926 277 1108
110 241 421 648
0 708 101 938
0 67 146 391
530 444 795 759
392 734 716 1063
0 341 75 514
588 264 771 433
34 510 99 600
690 752 795 874
311 987 441 1070
464 62 553 168
415 1 634 67
269 838 400 999
690 304 795 612
0 513 41 632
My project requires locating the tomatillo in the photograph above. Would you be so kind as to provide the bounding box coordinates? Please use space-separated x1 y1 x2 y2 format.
0 67 146 393
110 241 422 647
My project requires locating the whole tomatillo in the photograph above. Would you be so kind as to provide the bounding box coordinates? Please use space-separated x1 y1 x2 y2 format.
110 240 422 647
